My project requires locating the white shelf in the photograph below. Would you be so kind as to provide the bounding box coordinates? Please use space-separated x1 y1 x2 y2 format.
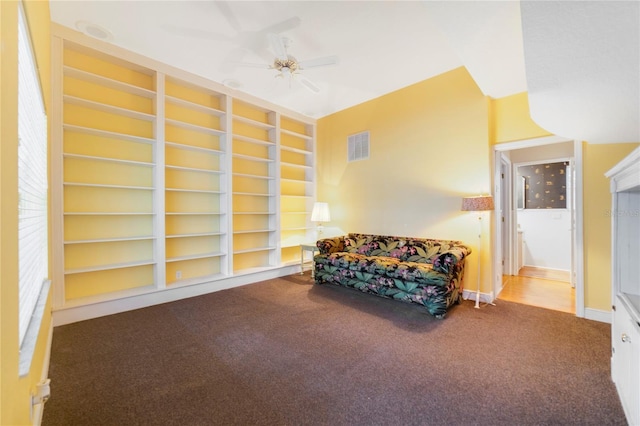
165 188 223 194
65 259 156 275
281 177 312 184
64 212 155 216
281 161 312 169
232 114 275 130
281 145 312 155
166 252 225 263
233 229 275 234
233 246 276 254
64 236 155 244
165 95 225 116
233 153 274 163
233 191 272 197
166 212 224 216
64 65 156 98
281 128 312 140
167 273 226 286
64 94 155 122
64 153 155 167
232 211 274 215
165 118 225 136
165 141 224 155
233 134 275 147
232 172 274 180
63 124 155 145
166 232 224 239
166 164 223 175
64 182 153 191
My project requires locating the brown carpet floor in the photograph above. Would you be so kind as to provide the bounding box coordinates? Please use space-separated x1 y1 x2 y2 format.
43 273 626 426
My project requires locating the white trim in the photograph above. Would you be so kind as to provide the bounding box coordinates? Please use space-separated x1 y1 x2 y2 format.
584 308 611 324
31 320 53 426
573 140 585 317
493 137 584 318
52 265 299 326
462 289 494 305
19 281 51 377
51 36 65 309
154 72 166 290
493 135 572 152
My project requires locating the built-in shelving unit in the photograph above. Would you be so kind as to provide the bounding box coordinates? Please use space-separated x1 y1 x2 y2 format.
231 101 277 273
51 26 316 323
60 41 158 303
164 77 228 285
279 117 315 264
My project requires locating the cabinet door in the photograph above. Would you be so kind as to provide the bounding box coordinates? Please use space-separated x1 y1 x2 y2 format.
612 302 640 425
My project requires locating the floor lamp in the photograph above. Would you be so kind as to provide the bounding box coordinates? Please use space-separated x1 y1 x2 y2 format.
461 195 494 309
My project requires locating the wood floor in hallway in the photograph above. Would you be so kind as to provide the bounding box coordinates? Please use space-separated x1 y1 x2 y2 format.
498 267 575 314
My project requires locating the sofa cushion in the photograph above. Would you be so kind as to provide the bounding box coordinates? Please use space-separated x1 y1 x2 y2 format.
341 233 469 265
314 252 449 287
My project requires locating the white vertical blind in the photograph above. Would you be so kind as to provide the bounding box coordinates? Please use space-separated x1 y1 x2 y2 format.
17 5 49 346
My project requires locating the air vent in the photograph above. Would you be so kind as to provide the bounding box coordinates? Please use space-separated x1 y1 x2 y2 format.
347 131 369 162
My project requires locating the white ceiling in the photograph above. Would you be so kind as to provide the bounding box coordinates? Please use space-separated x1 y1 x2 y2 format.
49 1 639 143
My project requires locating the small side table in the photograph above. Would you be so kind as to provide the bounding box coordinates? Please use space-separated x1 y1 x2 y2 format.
300 243 319 277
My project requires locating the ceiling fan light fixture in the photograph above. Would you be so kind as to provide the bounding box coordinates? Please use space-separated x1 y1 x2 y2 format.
273 57 299 73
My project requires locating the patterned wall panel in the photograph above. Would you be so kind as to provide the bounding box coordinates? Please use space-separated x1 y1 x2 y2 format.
518 162 567 209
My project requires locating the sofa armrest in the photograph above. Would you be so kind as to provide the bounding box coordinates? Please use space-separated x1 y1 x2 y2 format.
431 246 470 275
316 236 345 254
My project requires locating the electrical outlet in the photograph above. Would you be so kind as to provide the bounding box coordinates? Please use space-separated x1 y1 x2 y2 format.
176 270 182 279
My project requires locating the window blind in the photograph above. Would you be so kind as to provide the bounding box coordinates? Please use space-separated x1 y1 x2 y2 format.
17 4 49 346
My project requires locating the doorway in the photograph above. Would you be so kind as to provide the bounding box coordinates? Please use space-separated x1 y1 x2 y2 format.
493 136 584 317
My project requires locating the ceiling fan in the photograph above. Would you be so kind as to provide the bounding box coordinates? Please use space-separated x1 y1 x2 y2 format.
240 33 339 93
162 2 302 70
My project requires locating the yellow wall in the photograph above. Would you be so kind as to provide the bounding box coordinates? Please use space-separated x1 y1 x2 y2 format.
583 143 639 311
317 71 640 314
1 1 52 424
490 92 551 143
317 67 493 294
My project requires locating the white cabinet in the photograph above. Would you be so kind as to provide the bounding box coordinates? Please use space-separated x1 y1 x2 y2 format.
611 300 640 424
606 145 640 426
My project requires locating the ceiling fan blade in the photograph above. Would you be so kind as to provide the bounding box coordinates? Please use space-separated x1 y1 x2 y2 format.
232 61 271 69
215 1 242 33
260 16 302 36
161 23 230 42
298 55 339 69
268 33 288 61
298 76 321 94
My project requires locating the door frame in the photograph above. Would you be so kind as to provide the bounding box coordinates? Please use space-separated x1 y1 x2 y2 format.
493 136 584 317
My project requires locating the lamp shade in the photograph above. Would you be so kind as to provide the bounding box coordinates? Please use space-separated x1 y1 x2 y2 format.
461 195 494 212
311 202 331 222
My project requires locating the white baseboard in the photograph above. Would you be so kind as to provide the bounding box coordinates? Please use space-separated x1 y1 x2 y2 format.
463 290 612 324
462 289 493 304
53 265 300 326
584 307 611 324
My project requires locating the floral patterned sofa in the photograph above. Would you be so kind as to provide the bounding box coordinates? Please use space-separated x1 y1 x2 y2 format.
313 233 471 318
